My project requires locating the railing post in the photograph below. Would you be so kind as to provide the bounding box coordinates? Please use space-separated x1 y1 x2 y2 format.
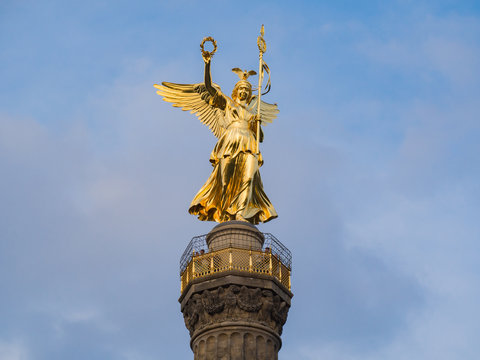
279 262 282 283
269 253 272 275
229 249 232 270
192 256 196 279
249 250 253 272
210 254 214 274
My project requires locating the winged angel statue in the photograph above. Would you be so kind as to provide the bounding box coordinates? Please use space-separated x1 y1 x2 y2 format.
154 33 278 225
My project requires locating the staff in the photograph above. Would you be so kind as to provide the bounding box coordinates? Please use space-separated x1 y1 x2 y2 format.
256 25 267 154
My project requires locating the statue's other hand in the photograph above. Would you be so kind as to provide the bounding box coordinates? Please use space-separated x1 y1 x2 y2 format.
202 53 211 64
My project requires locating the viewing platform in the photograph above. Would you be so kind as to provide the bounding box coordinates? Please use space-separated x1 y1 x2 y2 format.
180 223 292 293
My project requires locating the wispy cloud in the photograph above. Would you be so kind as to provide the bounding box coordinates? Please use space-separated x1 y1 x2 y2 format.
0 340 29 360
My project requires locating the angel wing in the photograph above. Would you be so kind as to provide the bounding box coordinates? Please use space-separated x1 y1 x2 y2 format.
154 82 227 138
247 95 279 125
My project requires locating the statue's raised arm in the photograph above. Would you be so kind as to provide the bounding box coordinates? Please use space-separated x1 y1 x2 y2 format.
154 33 279 225
153 38 228 138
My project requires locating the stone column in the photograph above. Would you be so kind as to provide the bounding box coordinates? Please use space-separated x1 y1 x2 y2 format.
179 222 293 360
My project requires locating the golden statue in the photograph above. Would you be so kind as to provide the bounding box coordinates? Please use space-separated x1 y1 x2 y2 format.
154 27 278 224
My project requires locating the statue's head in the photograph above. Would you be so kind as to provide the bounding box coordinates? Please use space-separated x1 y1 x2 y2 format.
232 81 252 102
231 68 256 102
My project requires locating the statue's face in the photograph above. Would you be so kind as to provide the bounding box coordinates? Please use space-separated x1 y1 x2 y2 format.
237 85 250 101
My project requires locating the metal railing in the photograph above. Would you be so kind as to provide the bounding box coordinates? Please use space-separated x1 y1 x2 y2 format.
180 232 292 292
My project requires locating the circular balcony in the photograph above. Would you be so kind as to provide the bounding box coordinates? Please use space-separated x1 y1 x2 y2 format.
180 231 292 293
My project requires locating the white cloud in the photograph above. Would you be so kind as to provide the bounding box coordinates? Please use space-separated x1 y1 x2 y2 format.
0 340 29 360
357 14 480 87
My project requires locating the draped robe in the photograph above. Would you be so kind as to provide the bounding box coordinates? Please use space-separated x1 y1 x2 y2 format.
189 96 277 224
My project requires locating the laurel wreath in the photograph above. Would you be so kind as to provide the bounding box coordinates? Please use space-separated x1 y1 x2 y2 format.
200 37 217 58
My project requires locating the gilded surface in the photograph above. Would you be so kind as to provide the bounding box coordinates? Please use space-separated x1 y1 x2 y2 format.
154 27 278 224
180 247 291 292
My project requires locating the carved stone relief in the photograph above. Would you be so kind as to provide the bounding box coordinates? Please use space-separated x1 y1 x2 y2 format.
182 284 290 336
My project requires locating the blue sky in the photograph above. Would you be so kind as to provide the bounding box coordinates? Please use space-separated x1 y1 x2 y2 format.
1 0 479 359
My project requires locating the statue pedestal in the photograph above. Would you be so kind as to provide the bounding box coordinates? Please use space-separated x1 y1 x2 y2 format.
179 221 293 360
207 221 264 251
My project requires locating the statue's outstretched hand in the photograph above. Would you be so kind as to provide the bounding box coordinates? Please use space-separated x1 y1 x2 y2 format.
202 52 211 64
200 37 216 64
